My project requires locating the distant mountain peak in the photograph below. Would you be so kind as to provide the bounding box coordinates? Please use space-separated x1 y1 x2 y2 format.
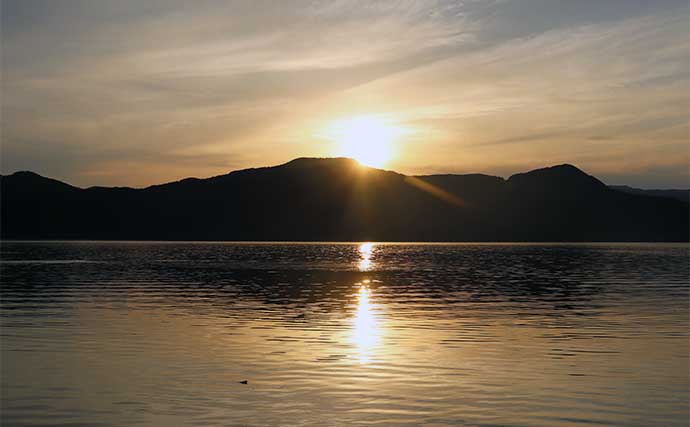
508 163 605 191
282 157 362 168
6 170 43 179
610 185 690 204
510 163 586 178
2 170 79 191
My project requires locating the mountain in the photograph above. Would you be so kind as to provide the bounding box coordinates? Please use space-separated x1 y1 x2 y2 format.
1 158 688 241
609 185 690 204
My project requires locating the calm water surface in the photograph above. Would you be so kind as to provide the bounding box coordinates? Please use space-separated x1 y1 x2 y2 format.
1 242 688 427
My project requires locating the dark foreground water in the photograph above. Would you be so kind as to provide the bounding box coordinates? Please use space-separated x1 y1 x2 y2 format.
1 242 688 427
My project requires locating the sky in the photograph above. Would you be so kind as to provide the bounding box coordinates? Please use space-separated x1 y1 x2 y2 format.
2 0 688 188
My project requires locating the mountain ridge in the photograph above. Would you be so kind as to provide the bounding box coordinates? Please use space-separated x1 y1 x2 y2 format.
609 185 689 204
5 159 686 193
2 158 688 241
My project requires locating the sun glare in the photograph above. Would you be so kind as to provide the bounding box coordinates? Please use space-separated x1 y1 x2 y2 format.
322 115 406 168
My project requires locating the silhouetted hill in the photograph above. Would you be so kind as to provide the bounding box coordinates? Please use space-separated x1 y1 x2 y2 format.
508 164 606 194
4 171 79 194
1 158 688 241
609 185 690 204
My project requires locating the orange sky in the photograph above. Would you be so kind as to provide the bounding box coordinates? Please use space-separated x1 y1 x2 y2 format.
2 1 688 188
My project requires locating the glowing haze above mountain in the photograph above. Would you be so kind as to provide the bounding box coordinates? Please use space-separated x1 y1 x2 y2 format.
1 0 688 188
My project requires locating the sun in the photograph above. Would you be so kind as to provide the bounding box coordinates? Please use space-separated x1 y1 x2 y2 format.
321 115 406 168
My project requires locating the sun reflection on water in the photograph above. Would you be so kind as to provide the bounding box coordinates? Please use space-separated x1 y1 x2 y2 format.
352 281 379 364
358 242 374 271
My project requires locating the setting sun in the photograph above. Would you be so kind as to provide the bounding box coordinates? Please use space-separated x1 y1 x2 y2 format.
322 115 406 168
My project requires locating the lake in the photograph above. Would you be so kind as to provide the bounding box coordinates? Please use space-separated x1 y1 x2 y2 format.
1 242 688 427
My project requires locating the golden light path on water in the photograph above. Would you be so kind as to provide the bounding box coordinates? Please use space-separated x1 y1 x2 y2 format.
352 243 380 364
358 242 374 271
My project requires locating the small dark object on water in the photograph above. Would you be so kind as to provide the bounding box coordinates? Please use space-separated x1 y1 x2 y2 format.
240 380 248 384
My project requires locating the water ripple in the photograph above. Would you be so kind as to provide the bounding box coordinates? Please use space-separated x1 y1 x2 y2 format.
1 242 688 426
